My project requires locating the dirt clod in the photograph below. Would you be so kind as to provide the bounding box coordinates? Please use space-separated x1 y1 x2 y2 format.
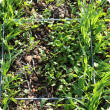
32 88 36 93
36 56 41 60
32 76 38 81
24 56 32 63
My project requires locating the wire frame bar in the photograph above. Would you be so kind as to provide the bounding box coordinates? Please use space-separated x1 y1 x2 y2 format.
13 97 87 100
5 18 80 21
0 22 4 97
90 20 95 84
1 18 95 101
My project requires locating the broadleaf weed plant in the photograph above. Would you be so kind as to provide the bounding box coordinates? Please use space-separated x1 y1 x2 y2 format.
39 0 110 109
44 17 90 98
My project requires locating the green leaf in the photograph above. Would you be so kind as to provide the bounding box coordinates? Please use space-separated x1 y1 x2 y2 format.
58 56 62 61
56 104 63 107
80 42 87 73
74 66 79 73
67 55 74 60
2 97 9 105
71 7 76 14
70 104 75 109
51 83 56 86
68 68 73 73
56 98 64 105
64 45 70 50
94 62 99 68
54 40 61 47
64 104 70 110
58 33 62 40
58 85 63 91
56 72 61 78
31 25 38 28
55 92 59 95
1 0 5 6
73 74 77 78
94 26 103 35
11 49 23 60
78 78 84 89
89 72 110 110
103 95 110 100
68 73 74 82
24 89 29 94
60 79 68 85
63 36 71 42
74 84 83 96
69 99 76 107
46 102 54 106
10 98 17 103
40 99 48 110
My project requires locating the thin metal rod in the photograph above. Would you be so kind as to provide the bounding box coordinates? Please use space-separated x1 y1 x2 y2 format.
12 98 87 100
0 22 4 97
108 1 110 28
90 20 95 84
5 18 81 21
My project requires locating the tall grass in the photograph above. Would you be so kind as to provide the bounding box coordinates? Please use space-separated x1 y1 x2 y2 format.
62 0 110 109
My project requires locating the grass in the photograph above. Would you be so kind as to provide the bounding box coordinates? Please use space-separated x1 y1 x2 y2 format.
0 0 110 109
